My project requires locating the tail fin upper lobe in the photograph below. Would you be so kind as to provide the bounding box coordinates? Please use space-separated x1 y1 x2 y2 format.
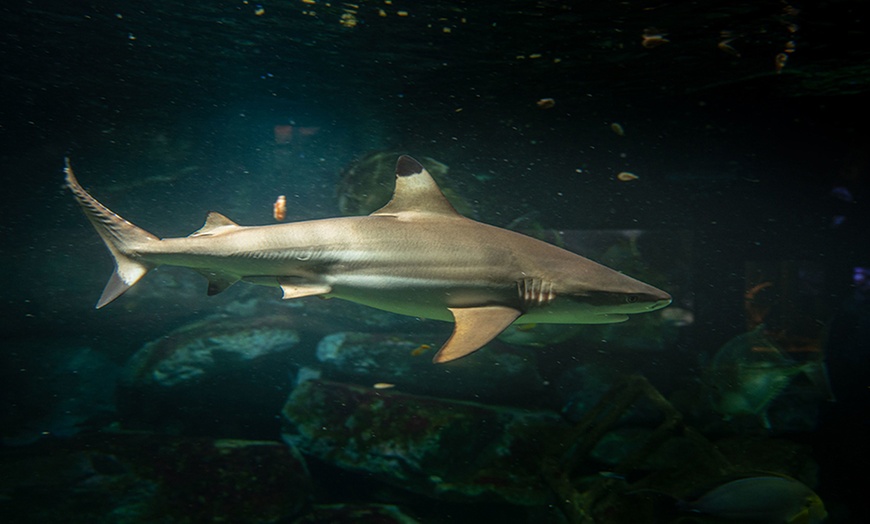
65 159 159 308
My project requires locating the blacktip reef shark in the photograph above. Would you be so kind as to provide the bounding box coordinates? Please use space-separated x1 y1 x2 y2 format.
66 155 671 363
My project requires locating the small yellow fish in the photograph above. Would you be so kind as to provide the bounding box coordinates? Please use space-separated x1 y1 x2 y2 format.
610 123 625 136
515 323 538 332
617 172 639 182
410 344 432 357
373 382 395 390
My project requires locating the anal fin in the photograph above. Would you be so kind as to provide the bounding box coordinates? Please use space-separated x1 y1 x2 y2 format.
433 306 522 363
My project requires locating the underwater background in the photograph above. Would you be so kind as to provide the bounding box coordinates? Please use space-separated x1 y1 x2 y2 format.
2 1 869 522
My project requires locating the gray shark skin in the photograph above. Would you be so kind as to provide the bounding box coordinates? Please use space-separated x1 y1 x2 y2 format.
66 155 671 363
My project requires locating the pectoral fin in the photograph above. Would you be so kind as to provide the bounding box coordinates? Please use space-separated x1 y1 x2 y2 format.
433 306 522 363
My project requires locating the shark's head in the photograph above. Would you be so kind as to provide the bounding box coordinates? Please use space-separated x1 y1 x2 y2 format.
575 284 672 322
520 262 672 324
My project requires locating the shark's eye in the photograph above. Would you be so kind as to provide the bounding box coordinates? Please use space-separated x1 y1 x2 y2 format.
625 295 639 304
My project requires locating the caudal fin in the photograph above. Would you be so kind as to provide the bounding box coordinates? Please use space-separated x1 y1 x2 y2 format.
65 159 160 308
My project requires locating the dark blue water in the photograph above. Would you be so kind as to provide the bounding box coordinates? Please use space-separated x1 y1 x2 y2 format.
2 1 869 522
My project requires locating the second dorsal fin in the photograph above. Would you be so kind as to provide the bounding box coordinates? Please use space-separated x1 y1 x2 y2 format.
190 211 241 237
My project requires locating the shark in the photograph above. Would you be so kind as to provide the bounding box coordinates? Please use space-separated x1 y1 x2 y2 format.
66 155 672 363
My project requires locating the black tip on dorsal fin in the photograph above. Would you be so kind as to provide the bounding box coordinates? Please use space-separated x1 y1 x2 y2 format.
396 155 424 177
370 155 460 217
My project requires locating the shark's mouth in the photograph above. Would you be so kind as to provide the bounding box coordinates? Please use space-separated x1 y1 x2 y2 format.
650 298 673 310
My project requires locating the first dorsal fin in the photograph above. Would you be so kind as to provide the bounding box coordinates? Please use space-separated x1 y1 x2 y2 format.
371 155 461 217
190 211 240 237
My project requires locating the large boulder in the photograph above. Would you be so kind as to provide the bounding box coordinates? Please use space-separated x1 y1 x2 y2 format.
313 332 546 406
0 434 312 523
1 344 119 446
117 314 303 437
282 380 567 505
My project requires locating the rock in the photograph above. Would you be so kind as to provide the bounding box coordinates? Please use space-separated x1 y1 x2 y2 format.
293 503 420 524
123 314 301 388
282 380 567 504
117 315 303 437
0 434 312 523
314 332 546 406
588 427 657 467
1 343 119 445
556 363 662 426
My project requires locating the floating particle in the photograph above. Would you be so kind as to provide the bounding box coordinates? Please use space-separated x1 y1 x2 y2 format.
529 53 542 59
302 0 316 3
340 12 358 27
254 5 265 15
373 382 395 390
443 27 451 33
641 28 669 48
774 52 788 73
610 122 625 136
536 98 555 109
397 10 408 17
378 8 386 16
718 39 740 57
617 172 639 182
273 195 287 221
642 34 669 48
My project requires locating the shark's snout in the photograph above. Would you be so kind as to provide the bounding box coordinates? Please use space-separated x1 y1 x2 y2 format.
650 296 672 310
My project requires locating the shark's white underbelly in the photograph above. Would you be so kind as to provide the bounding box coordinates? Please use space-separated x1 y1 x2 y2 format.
327 274 514 322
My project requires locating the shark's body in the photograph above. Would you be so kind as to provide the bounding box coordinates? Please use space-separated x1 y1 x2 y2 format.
66 155 671 362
